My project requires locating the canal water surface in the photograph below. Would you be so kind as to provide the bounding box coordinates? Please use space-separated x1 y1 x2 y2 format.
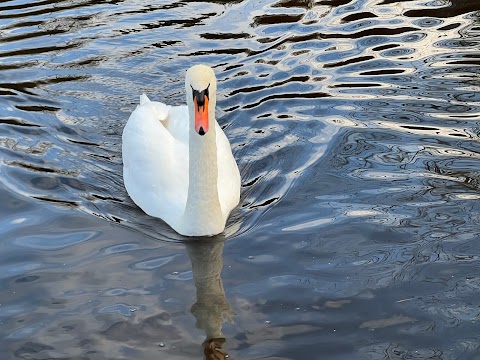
1 0 480 359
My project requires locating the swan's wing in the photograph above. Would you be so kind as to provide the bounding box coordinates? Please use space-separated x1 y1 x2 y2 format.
122 96 188 224
164 105 189 144
215 122 241 218
140 94 189 143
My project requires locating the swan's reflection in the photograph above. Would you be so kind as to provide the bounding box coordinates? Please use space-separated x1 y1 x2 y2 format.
186 239 234 359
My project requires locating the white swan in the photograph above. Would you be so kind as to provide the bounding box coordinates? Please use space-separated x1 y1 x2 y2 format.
122 65 240 237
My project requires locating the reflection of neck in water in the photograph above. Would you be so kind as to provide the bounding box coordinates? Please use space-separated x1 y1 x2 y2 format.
186 239 234 359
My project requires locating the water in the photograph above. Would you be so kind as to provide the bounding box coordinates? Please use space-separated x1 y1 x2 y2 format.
1 0 480 358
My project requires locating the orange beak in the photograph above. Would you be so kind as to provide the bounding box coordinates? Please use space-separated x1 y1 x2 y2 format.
194 95 209 136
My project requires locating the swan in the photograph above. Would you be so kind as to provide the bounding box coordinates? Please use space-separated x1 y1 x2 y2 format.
122 65 241 237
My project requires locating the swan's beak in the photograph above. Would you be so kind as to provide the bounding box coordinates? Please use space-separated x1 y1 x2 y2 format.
193 91 209 136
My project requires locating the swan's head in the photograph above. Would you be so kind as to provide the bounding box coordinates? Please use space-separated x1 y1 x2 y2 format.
186 65 217 136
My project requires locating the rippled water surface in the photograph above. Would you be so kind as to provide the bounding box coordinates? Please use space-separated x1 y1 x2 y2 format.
1 0 480 359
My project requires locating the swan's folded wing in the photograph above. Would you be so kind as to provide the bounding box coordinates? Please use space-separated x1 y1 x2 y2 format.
138 95 188 142
161 104 189 143
122 102 188 222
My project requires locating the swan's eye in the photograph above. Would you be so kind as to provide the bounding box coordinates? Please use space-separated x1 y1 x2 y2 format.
204 83 210 99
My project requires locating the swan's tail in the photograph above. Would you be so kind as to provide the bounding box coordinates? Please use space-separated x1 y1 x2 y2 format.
139 93 151 105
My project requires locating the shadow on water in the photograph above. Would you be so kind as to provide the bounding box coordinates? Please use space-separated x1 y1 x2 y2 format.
1 0 480 358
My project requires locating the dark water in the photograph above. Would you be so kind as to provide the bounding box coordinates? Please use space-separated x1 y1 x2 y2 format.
1 0 480 359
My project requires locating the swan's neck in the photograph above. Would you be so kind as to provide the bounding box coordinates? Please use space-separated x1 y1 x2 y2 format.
183 112 224 234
